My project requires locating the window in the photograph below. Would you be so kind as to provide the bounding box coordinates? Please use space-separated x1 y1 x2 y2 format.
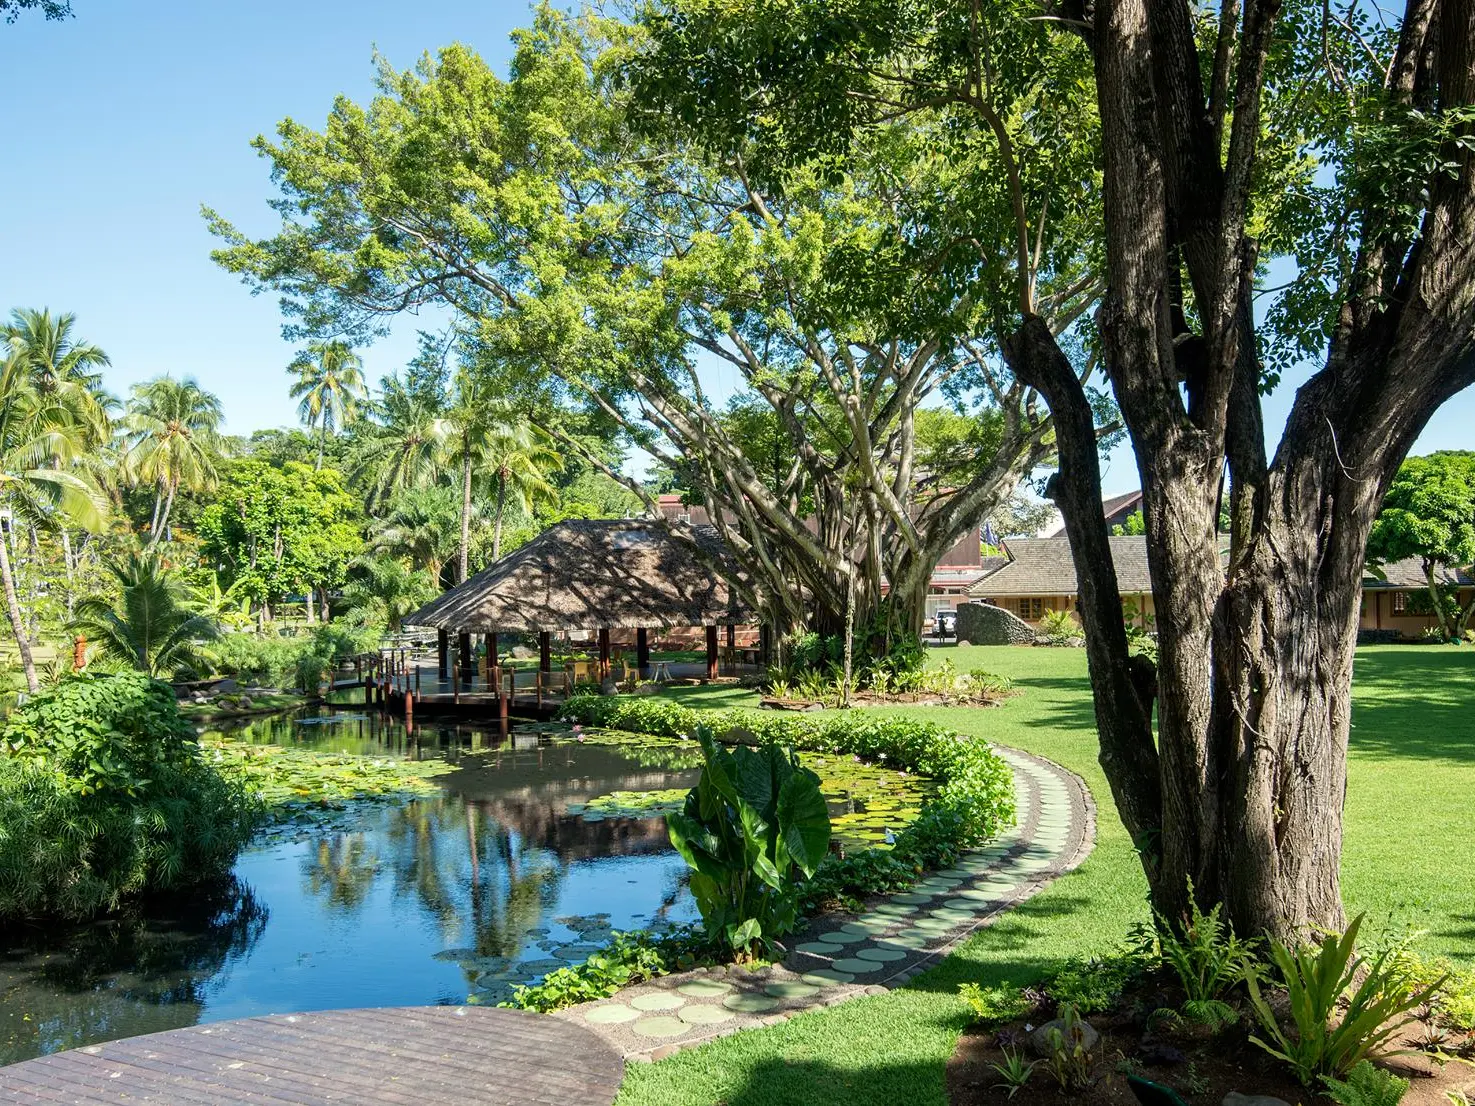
1392 591 1407 613
1018 597 1045 620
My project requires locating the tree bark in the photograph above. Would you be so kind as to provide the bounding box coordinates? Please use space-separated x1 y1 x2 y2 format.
0 533 38 693
151 478 178 550
61 527 75 620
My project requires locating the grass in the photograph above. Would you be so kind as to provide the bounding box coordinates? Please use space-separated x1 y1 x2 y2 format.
616 643 1475 1106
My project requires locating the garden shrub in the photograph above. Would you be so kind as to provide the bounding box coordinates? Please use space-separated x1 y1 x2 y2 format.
500 927 709 1012
666 727 831 955
210 622 375 691
0 673 259 922
559 694 1016 911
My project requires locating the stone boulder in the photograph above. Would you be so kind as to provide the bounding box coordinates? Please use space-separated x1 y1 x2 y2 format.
1026 1016 1100 1058
1222 1095 1292 1106
955 601 1037 646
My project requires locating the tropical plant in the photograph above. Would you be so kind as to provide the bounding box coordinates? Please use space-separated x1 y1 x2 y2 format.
347 376 447 510
339 554 437 633
664 725 831 955
0 347 108 691
990 1048 1038 1100
70 549 219 677
1043 1004 1095 1092
288 340 367 469
1038 608 1085 645
121 376 224 547
367 486 463 587
0 673 258 921
1321 1061 1410 1106
4 307 112 445
959 981 1033 1025
1151 881 1260 1021
1245 914 1446 1084
483 418 561 561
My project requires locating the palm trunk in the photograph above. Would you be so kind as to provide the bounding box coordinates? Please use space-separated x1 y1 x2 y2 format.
149 484 164 541
0 532 38 693
61 527 75 619
459 452 472 584
151 478 178 550
493 472 506 562
317 420 326 470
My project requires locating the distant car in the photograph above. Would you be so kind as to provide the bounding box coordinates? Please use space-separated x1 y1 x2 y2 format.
935 610 957 637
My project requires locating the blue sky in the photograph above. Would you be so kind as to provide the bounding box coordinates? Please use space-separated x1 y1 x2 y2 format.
2 1 1469 497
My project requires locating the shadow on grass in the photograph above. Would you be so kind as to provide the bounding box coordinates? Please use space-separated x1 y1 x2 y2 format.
1350 647 1475 763
706 1056 949 1106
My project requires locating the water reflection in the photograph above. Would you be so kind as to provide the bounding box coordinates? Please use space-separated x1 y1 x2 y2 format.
0 878 267 1065
0 712 701 1063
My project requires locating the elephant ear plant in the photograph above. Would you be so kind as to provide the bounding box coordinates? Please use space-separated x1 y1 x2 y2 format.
666 725 831 957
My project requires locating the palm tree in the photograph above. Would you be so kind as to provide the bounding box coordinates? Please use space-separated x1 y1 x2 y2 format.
122 377 224 548
71 549 219 677
347 377 447 510
5 309 115 610
0 349 108 692
288 341 366 469
445 370 499 584
484 421 561 561
339 554 437 633
367 486 463 587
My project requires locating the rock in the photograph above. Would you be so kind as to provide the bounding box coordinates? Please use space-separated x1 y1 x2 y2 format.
1137 1042 1186 1066
954 639 971 648
212 678 239 693
1026 1016 1101 1058
240 696 254 708
1222 1096 1292 1106
510 645 535 659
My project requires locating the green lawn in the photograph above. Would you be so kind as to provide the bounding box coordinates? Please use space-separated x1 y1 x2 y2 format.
616 644 1475 1106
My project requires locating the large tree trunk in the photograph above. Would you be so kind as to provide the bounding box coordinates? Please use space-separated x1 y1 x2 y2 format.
0 532 38 694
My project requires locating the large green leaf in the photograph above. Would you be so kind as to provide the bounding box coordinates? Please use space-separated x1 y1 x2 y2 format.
777 766 831 876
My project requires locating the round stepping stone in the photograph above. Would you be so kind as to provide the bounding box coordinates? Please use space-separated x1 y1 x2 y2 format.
943 898 988 913
951 888 997 903
889 893 934 905
584 1003 639 1024
856 946 907 963
885 930 933 949
814 930 866 945
723 992 780 1013
764 980 820 1000
630 992 684 1011
679 1004 736 1025
842 919 895 936
803 969 855 985
831 957 883 975
796 941 844 956
929 908 975 925
632 1015 689 1038
677 979 733 998
936 868 974 880
912 917 955 932
870 904 914 918
915 878 962 893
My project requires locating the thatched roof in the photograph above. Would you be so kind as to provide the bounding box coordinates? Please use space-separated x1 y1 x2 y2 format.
404 519 755 633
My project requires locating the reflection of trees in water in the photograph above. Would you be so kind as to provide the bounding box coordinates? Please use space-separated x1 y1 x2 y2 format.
0 877 268 1064
304 835 381 911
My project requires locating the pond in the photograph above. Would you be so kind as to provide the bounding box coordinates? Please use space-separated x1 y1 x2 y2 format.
0 709 929 1064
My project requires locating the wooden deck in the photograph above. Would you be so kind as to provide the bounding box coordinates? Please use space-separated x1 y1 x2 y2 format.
0 1006 625 1105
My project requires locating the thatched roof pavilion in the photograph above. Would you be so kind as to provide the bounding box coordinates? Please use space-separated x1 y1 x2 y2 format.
404 519 759 682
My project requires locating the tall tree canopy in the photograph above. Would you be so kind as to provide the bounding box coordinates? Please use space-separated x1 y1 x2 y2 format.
627 0 1475 939
206 6 1116 647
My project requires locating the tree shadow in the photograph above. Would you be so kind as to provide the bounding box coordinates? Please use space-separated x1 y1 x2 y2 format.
1349 647 1475 763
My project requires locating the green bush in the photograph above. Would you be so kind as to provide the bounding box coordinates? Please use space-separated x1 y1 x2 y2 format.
0 674 259 921
559 694 1016 911
666 727 831 955
501 927 708 1012
1245 914 1444 1084
1320 1061 1409 1106
210 622 375 691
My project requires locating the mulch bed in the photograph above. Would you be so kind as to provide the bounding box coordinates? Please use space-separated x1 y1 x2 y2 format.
947 982 1475 1106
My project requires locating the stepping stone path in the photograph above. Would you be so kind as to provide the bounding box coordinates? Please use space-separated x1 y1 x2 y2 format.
554 745 1093 1061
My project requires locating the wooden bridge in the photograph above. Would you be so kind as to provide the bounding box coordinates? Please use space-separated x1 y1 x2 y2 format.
0 1006 624 1104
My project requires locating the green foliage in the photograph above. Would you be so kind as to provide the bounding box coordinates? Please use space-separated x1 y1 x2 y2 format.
500 928 709 1013
1043 1004 1095 1092
1046 951 1148 1014
959 981 1033 1025
71 549 219 677
1037 608 1084 645
1152 883 1260 1007
206 739 452 812
0 674 257 921
1245 914 1446 1084
666 726 831 954
209 623 373 691
989 1047 1038 1099
1321 1061 1410 1106
1111 509 1146 536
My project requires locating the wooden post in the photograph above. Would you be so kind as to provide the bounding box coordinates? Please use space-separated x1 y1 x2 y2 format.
486 632 497 671
539 630 552 675
452 661 460 705
405 689 414 725
598 627 611 679
499 672 509 730
458 633 472 686
706 625 719 681
365 669 374 706
636 628 650 678
437 629 449 679
536 669 544 708
760 623 773 668
414 664 421 694
725 624 736 674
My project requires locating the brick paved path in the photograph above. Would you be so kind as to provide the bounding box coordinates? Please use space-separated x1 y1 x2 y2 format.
555 745 1094 1061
